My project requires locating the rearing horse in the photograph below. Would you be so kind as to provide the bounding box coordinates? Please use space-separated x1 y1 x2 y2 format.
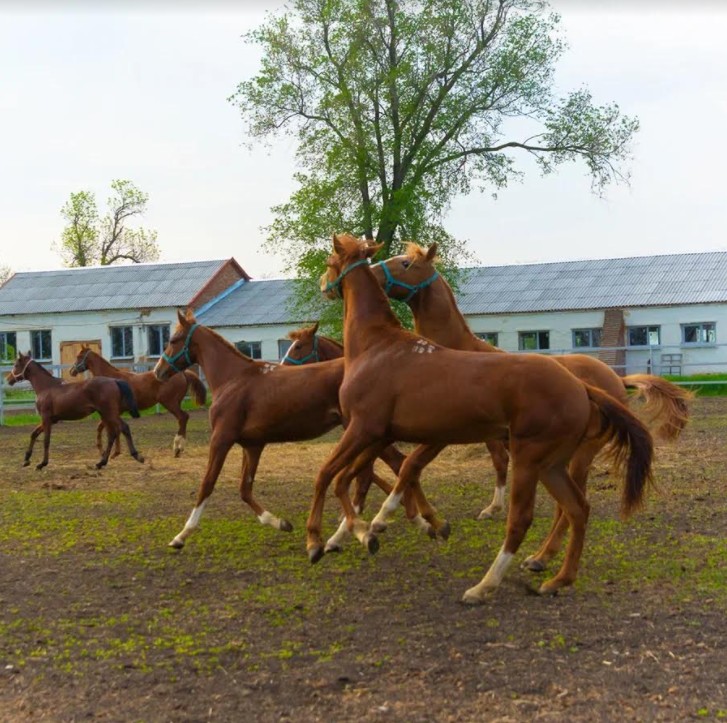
6 352 144 470
70 346 206 457
369 242 690 571
305 233 653 603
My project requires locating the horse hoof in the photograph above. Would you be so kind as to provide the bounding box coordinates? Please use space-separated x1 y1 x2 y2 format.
438 521 451 541
324 543 342 554
366 534 380 556
174 449 181 458
308 546 325 564
95 462 105 470
279 519 293 533
522 557 547 573
22 461 30 468
134 454 145 464
477 508 498 521
370 521 387 534
169 539 184 550
461 588 487 606
538 578 572 596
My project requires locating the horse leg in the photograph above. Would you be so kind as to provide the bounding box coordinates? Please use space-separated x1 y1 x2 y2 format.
169 403 189 458
370 443 448 535
240 445 292 532
522 444 595 572
36 418 54 470
306 421 376 563
118 419 144 464
477 439 510 520
23 424 43 467
535 465 590 595
462 460 539 604
169 432 235 549
96 419 119 469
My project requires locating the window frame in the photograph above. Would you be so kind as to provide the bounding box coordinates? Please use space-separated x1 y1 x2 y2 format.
277 339 293 359
110 325 134 360
30 329 52 361
474 332 499 347
146 324 170 358
518 330 550 352
0 331 17 362
235 340 262 360
681 322 716 347
572 328 602 350
627 325 661 348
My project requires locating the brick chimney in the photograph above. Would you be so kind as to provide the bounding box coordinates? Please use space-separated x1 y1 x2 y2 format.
598 308 626 376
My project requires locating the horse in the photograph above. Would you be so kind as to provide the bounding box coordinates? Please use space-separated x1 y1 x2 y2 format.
151 312 420 550
280 322 345 365
369 242 691 570
70 345 207 457
305 233 653 603
6 352 145 470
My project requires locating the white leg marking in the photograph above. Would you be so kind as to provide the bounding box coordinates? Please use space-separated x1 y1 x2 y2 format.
462 547 514 604
478 485 506 520
257 509 283 530
411 514 432 533
170 499 208 547
325 517 352 551
371 491 402 529
172 434 186 454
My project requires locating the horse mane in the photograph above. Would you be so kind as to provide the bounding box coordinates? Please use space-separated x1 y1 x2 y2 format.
175 320 258 364
405 242 435 263
32 360 56 378
319 335 343 351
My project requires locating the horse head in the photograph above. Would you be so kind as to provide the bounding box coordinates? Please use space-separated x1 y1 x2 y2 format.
154 309 199 380
281 321 320 365
6 351 33 386
70 345 92 377
370 242 439 302
320 233 383 300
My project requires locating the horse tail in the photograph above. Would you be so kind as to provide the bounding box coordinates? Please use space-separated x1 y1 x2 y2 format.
622 374 692 441
183 370 207 406
116 380 140 418
585 384 654 519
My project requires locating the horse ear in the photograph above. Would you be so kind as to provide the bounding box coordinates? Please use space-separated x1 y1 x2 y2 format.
26 350 32 358
365 242 384 259
333 233 344 255
425 243 438 262
312 321 320 334
177 309 187 326
184 307 196 323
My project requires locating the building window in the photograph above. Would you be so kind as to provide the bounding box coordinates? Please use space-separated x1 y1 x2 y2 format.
235 341 262 359
682 322 716 345
0 331 16 361
278 339 292 359
474 332 499 346
31 329 52 361
518 331 550 351
147 324 170 357
111 326 134 359
627 325 661 347
572 328 602 349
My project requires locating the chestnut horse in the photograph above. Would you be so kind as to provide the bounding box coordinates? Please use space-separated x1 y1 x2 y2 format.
370 243 691 570
6 352 144 470
152 312 416 550
306 233 653 602
70 346 206 457
280 322 345 365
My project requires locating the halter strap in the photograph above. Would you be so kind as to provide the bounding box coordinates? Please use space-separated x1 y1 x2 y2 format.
372 261 440 302
325 258 370 299
281 335 319 366
9 358 33 383
161 323 199 374
71 349 91 375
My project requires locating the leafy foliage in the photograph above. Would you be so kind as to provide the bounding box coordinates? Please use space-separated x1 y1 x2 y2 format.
57 180 160 267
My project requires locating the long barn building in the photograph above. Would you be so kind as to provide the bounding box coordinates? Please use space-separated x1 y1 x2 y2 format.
1 251 726 377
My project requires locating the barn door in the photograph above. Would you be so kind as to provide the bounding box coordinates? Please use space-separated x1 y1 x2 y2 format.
60 340 102 380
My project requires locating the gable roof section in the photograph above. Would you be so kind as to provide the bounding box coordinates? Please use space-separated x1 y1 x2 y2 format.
197 278 310 327
456 252 727 314
0 259 241 315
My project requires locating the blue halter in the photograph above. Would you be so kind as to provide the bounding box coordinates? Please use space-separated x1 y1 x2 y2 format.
71 348 91 374
281 335 319 366
325 258 370 299
162 323 199 373
372 261 440 302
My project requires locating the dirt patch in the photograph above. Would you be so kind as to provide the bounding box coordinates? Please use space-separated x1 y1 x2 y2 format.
1 399 726 721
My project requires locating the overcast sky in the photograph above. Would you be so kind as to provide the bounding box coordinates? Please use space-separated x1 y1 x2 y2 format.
1 1 726 278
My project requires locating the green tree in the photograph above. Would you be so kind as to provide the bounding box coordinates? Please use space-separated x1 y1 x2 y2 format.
57 180 160 267
230 0 639 333
0 265 12 287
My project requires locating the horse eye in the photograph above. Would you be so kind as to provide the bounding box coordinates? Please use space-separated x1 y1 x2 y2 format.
402 260 411 269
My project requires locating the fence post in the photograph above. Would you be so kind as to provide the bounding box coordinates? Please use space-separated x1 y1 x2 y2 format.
0 370 4 426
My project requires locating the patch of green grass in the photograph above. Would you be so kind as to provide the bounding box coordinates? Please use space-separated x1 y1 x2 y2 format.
664 373 727 396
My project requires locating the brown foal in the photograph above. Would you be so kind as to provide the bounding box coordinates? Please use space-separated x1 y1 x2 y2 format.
369 243 690 570
6 352 144 470
305 234 653 602
70 345 206 457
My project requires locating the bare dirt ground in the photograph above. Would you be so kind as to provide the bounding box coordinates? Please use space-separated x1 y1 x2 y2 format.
1 398 726 722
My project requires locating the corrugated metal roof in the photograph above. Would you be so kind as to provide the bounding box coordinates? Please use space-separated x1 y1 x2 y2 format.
456 252 727 314
0 259 229 314
198 278 308 326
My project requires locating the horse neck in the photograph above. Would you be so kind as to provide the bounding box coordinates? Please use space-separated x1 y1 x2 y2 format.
87 353 117 375
25 362 61 391
191 327 255 392
318 336 344 361
408 276 501 353
341 265 402 359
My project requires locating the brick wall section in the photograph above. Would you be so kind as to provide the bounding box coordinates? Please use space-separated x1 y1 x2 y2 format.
598 308 626 376
188 259 249 310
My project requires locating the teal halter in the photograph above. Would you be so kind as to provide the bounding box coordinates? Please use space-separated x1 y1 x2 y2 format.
71 348 91 375
162 323 199 373
324 258 370 299
372 260 440 302
281 335 319 366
